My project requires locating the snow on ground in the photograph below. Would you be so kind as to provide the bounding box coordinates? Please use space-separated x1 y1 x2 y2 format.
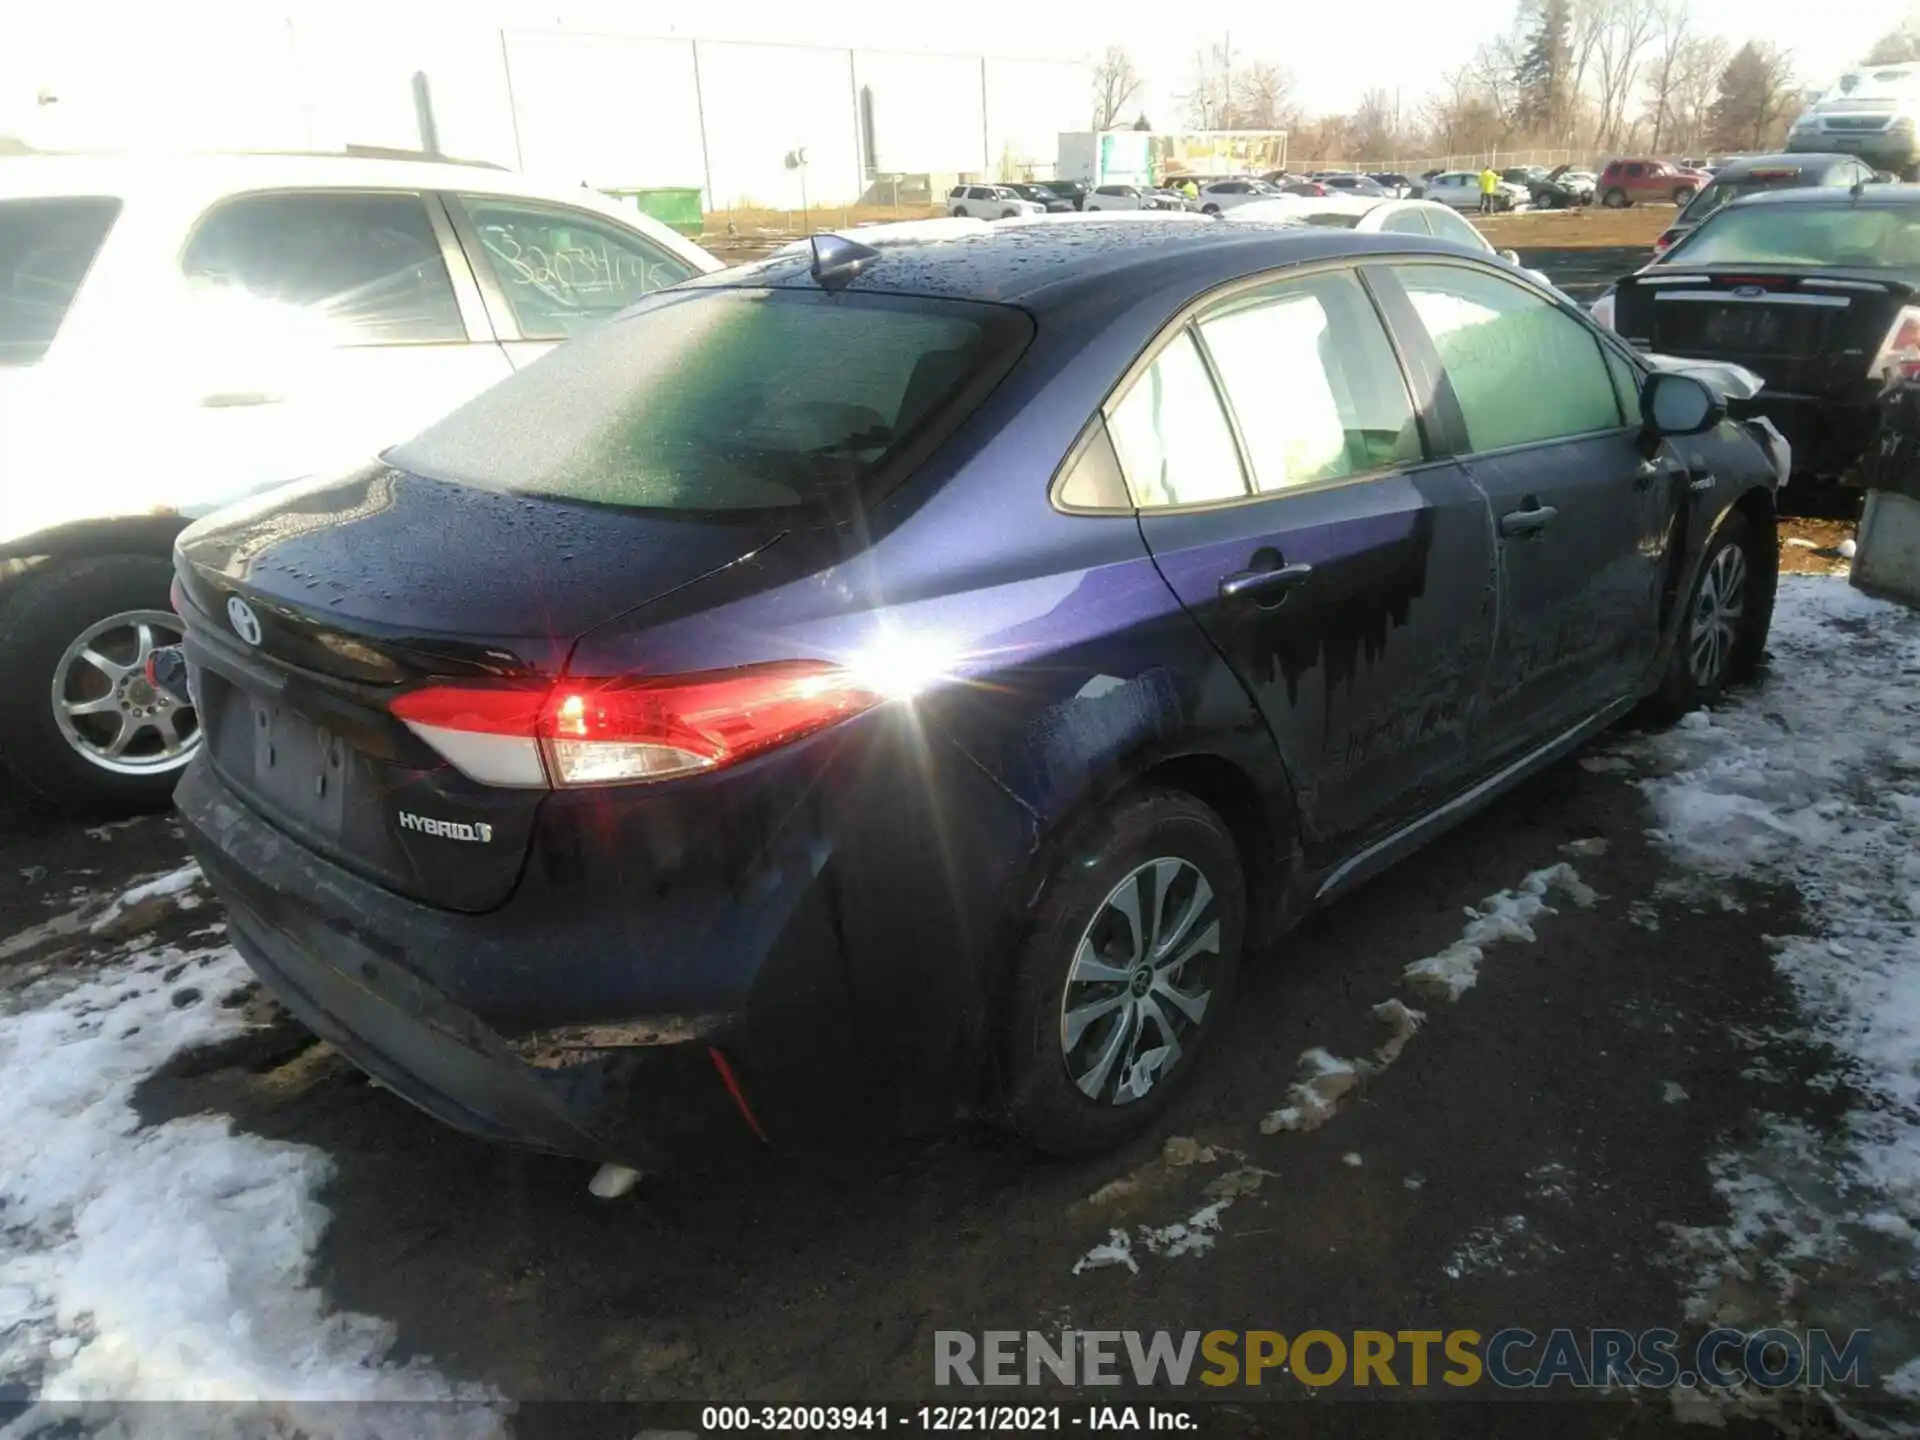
1632 575 1920 1409
0 918 503 1433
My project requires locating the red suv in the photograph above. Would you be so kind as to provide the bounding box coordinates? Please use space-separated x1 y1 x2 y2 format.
1598 159 1713 208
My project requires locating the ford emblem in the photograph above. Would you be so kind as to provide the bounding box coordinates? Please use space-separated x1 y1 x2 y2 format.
1731 285 1768 298
226 595 263 647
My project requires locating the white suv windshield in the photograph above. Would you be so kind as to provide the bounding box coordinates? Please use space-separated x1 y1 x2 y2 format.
1826 68 1920 102
0 197 121 367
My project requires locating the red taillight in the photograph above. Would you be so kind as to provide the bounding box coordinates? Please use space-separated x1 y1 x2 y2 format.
1872 306 1920 383
1654 232 1673 253
391 662 884 789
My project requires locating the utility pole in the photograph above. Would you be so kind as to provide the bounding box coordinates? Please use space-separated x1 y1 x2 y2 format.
1220 31 1234 130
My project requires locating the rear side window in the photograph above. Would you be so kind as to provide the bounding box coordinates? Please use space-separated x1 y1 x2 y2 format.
1393 263 1622 451
1379 209 1431 236
182 191 465 345
459 197 697 341
0 197 120 366
390 287 1032 518
1199 271 1421 490
1106 330 1247 507
1424 207 1486 250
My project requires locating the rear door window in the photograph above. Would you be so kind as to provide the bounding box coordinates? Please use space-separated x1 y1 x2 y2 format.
1105 331 1248 507
456 196 698 341
1392 262 1624 451
181 190 466 345
0 196 121 366
390 287 1032 517
1199 270 1422 489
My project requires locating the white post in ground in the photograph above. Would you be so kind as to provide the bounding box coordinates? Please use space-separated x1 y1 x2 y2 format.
1852 489 1920 607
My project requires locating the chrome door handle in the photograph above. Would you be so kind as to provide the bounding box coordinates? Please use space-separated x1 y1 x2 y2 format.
1499 504 1559 537
1218 561 1314 602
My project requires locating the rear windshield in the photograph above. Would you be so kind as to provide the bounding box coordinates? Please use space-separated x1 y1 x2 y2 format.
1 197 120 367
1678 172 1815 226
1666 202 1920 269
389 286 1032 518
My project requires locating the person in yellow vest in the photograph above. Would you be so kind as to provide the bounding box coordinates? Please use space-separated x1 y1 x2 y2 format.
1478 165 1500 215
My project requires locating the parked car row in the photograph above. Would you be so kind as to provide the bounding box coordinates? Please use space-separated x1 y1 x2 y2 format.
6 147 1794 1175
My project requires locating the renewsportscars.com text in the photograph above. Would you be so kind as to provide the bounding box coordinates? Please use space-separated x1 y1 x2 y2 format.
934 1328 1873 1391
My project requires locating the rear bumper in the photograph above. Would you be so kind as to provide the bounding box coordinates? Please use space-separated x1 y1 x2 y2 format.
176 755 856 1165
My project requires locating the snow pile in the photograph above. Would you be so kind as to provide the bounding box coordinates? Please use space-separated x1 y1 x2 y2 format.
1402 863 1596 1001
0 942 503 1430
1635 577 1920 1393
1639 579 1920 1208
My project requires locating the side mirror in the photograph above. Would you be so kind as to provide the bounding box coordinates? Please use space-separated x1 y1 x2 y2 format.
1643 370 1725 437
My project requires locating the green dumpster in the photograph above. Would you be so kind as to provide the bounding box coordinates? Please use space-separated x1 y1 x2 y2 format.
610 187 705 236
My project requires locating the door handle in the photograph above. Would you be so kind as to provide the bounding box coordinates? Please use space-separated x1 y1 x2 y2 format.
1218 561 1314 603
1499 504 1559 538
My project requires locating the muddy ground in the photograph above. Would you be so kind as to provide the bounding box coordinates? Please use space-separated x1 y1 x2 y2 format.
0 714 1847 1436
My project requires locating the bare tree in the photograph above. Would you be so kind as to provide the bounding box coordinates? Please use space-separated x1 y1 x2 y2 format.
1091 46 1144 131
1670 33 1729 153
1419 65 1508 157
1237 61 1299 131
1866 14 1920 64
1350 88 1398 160
1473 36 1523 128
1641 0 1691 152
1593 0 1661 148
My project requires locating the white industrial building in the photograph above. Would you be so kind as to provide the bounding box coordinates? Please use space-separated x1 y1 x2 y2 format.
0 2 1091 210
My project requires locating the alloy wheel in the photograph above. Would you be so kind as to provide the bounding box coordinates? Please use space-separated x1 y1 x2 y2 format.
1058 856 1222 1106
1688 543 1749 688
50 608 199 776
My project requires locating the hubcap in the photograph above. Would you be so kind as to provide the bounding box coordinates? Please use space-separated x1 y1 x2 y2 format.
1059 857 1222 1107
50 609 200 776
1688 543 1749 688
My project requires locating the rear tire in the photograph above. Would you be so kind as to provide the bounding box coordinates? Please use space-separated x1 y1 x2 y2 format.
0 555 198 815
1653 513 1766 717
1604 188 1629 208
1000 789 1245 1156
950 206 966 217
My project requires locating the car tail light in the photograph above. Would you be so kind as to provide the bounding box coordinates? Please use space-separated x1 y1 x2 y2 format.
1872 306 1920 381
1653 232 1674 254
391 662 885 789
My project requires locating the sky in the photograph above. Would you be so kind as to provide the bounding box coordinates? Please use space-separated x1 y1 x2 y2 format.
7 0 1916 143
600 0 1916 120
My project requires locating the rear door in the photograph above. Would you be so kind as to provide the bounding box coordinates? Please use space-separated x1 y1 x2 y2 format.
1128 264 1497 859
446 193 704 369
174 188 511 511
1378 260 1676 764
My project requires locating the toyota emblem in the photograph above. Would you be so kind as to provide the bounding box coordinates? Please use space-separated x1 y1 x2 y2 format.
226 595 263 647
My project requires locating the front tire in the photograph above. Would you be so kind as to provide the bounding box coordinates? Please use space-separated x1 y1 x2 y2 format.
1000 789 1246 1155
1653 513 1766 716
0 555 199 814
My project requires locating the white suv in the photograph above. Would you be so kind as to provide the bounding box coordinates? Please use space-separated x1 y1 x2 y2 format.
0 151 720 811
946 185 1046 220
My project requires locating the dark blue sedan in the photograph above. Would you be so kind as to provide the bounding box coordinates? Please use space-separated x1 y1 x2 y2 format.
169 219 1783 1165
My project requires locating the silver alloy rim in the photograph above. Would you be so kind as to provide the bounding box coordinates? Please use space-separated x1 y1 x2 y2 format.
1059 856 1221 1106
1688 543 1749 687
50 609 199 776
